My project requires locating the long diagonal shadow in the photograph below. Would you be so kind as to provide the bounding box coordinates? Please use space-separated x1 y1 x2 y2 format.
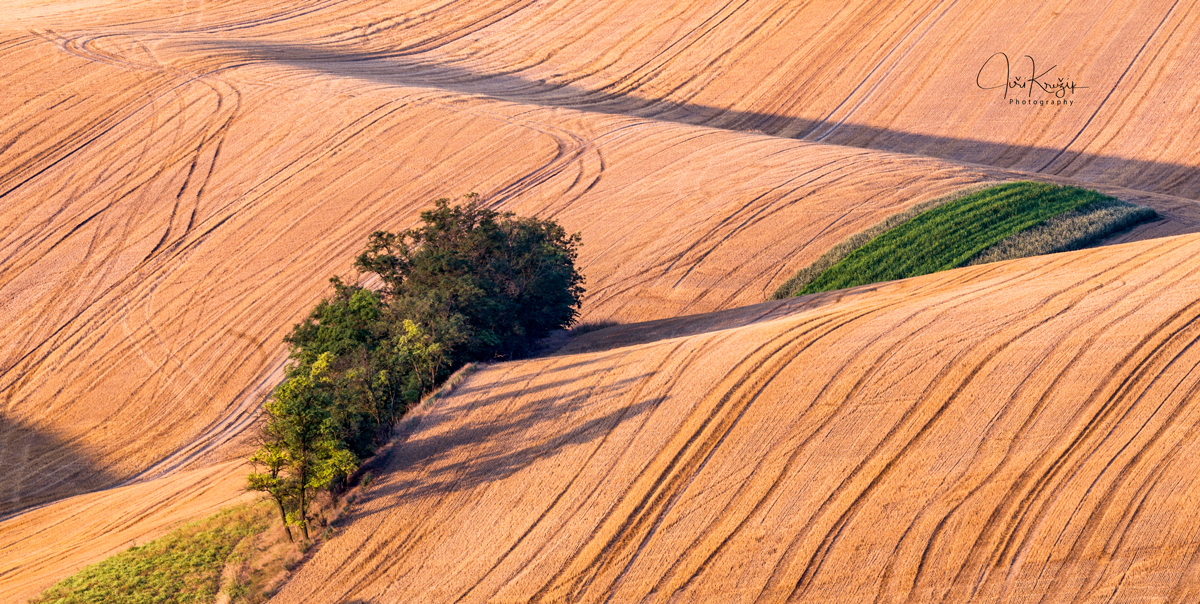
198 38 1200 201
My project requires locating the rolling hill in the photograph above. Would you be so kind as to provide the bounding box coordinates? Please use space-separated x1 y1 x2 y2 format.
274 232 1200 603
3 0 1200 601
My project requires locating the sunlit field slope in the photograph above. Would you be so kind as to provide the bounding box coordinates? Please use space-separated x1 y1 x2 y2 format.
11 0 1198 198
277 232 1200 604
3 0 1200 600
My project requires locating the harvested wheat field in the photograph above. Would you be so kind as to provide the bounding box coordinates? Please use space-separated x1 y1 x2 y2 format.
277 234 1200 603
4 0 1200 601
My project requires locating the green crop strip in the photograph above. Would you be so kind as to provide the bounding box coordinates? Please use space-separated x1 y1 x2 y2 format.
31 502 273 604
798 182 1138 295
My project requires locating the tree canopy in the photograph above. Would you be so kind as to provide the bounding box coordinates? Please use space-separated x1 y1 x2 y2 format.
354 194 585 361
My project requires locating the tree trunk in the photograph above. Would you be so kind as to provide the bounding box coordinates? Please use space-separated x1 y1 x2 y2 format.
298 467 310 541
273 494 293 542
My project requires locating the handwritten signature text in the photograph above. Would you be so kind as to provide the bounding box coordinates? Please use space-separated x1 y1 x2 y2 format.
976 52 1087 100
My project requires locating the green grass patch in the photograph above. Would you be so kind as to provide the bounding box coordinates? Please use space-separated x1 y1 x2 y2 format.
771 182 998 299
797 182 1123 295
31 501 274 604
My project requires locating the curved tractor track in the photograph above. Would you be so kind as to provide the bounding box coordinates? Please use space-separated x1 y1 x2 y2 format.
2 0 1200 601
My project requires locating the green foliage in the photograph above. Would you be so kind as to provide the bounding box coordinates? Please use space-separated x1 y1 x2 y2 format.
248 195 584 544
283 279 402 453
284 279 385 366
798 182 1122 295
31 503 272 604
249 353 357 541
246 441 294 542
356 194 585 362
393 319 449 396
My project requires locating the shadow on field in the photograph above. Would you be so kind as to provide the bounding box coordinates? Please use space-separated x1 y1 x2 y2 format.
557 286 884 356
198 39 1200 201
0 414 112 520
355 365 661 509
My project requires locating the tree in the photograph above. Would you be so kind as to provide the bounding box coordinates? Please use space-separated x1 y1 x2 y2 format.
393 319 449 397
285 277 386 366
284 281 398 453
355 194 585 363
256 353 358 540
247 439 295 542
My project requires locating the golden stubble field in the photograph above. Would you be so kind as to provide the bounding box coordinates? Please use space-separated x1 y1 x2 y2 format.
3 0 1200 601
275 232 1200 604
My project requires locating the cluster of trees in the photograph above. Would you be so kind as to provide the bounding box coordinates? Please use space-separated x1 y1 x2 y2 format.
248 196 585 540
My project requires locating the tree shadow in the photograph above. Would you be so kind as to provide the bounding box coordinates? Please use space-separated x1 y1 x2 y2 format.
353 366 659 514
432 355 645 401
557 285 880 356
0 414 113 520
